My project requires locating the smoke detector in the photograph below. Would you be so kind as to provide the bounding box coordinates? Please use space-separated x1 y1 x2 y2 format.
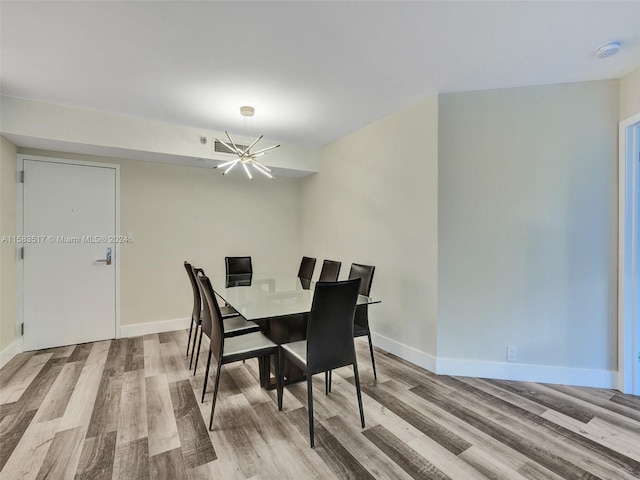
595 42 621 58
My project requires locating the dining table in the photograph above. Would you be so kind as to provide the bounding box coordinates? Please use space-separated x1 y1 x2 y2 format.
208 272 380 389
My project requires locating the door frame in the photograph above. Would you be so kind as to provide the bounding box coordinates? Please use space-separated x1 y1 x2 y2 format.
618 113 640 395
17 154 121 351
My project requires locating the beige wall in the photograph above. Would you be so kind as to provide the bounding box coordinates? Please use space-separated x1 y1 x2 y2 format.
620 65 640 120
438 80 619 372
18 148 302 327
0 136 18 351
301 96 439 358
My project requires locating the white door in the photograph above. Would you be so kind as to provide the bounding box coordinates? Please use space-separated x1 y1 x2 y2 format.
22 158 118 350
619 116 640 395
631 124 640 396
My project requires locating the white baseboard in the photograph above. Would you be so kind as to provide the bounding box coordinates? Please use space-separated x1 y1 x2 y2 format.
372 332 437 372
435 357 617 389
371 332 617 389
0 338 22 369
3 322 618 390
120 317 190 338
1 318 190 366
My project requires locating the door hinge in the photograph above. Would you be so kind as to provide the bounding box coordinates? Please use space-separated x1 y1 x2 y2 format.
19 170 24 183
21 323 24 336
20 247 24 259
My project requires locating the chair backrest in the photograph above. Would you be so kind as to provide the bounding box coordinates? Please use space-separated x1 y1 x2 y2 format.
297 256 316 281
306 278 361 375
191 267 208 334
348 263 375 296
348 263 375 328
225 273 252 287
197 272 224 361
225 256 253 275
318 259 341 282
184 261 200 322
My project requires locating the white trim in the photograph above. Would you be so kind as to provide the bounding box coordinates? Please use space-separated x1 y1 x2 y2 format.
120 317 190 338
372 332 617 389
618 112 640 395
2 318 190 363
16 154 121 351
435 357 617 389
371 332 436 373
0 338 21 369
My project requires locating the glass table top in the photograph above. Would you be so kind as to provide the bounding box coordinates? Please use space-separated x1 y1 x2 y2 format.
208 273 379 322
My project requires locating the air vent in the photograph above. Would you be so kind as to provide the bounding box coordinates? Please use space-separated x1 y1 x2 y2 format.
214 140 248 155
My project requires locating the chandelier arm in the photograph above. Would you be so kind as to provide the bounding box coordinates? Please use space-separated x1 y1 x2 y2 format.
251 162 274 178
222 160 239 175
242 163 253 180
244 135 264 154
251 159 273 173
217 138 242 156
215 159 239 169
252 166 274 179
225 131 246 157
250 144 281 157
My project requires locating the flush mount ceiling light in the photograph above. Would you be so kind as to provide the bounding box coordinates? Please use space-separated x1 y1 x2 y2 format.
214 106 280 180
595 42 621 58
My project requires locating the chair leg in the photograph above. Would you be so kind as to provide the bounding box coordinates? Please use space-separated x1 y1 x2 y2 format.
307 374 315 448
277 349 284 411
189 323 200 369
353 362 365 428
186 317 195 356
258 355 267 387
324 370 332 394
367 332 377 380
201 350 212 403
193 328 203 375
209 361 222 431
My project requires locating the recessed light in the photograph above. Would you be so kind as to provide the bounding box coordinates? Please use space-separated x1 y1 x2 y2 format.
595 42 621 58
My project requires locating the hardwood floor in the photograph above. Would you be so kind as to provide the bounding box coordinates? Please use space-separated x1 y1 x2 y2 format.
1 330 639 479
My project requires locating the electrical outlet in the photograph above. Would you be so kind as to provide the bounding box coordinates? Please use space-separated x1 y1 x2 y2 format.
507 345 517 362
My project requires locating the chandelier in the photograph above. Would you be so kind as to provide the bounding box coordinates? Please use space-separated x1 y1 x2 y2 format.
214 106 280 179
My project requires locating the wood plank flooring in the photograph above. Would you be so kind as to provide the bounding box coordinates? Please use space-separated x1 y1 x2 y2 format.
1 330 639 479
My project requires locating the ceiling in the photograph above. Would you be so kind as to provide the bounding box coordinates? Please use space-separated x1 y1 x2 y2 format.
2 1 640 150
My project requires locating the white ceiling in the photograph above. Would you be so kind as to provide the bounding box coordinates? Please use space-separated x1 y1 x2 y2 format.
2 1 640 149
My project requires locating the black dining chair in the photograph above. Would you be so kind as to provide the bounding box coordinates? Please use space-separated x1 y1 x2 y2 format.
223 256 252 315
185 261 203 358
198 272 279 429
225 256 253 275
185 262 239 365
277 278 365 448
188 265 260 374
318 259 341 282
297 256 316 281
349 263 377 379
326 263 377 393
